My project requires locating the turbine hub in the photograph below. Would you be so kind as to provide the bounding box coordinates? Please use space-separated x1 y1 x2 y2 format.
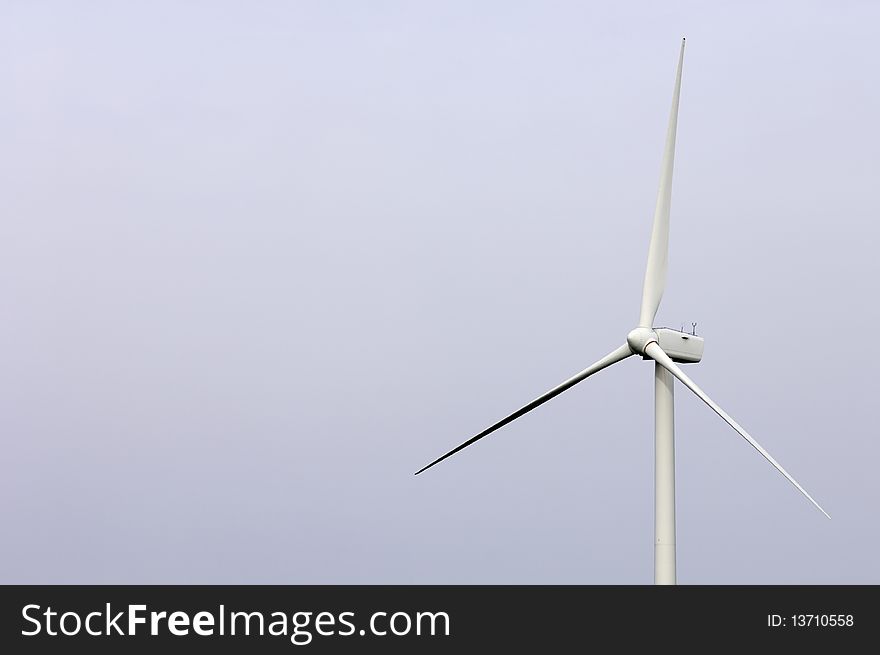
627 327 659 356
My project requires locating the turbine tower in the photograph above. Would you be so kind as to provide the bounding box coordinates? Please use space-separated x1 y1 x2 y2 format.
415 39 829 585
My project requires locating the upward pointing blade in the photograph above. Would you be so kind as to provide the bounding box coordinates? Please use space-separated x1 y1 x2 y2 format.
644 341 830 518
415 344 634 475
638 39 685 328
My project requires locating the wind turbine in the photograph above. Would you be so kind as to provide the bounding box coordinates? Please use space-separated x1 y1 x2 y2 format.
415 38 829 585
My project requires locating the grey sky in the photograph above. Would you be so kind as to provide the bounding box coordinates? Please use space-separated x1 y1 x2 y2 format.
1 1 878 583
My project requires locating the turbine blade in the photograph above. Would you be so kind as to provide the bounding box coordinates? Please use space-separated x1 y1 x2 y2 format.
415 343 634 475
638 39 686 328
644 341 830 518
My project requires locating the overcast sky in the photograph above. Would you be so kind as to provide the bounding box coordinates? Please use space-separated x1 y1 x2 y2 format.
1 1 878 584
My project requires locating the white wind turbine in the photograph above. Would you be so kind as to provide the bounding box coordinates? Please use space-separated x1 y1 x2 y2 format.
415 39 829 585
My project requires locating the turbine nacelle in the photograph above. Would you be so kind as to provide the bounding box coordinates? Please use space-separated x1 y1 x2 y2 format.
627 327 704 363
654 327 703 363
